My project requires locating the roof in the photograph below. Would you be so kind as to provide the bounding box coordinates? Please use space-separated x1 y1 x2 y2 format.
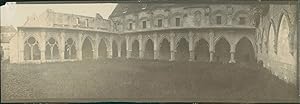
1 26 16 43
1 26 17 33
109 3 181 18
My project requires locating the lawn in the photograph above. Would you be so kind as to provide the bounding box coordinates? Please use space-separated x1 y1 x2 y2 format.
1 59 298 102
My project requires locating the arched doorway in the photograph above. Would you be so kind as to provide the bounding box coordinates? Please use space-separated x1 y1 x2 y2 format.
24 37 41 60
121 40 127 58
215 37 230 63
45 38 59 60
159 38 170 60
98 39 107 58
112 40 118 58
235 37 255 63
131 40 139 58
175 38 189 61
194 39 209 62
144 39 154 59
82 37 93 60
64 38 77 59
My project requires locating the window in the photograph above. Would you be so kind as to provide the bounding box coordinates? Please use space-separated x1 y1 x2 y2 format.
216 16 222 24
86 19 89 27
76 18 80 25
175 18 180 26
158 19 162 27
142 21 147 29
239 17 246 25
129 23 133 30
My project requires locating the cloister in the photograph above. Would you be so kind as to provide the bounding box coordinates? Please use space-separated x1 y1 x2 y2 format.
15 27 256 64
7 3 297 84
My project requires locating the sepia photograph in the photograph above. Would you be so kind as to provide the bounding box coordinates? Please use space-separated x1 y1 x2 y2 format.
0 0 299 103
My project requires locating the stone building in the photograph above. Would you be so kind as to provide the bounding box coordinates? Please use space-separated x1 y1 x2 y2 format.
1 26 17 60
9 3 297 84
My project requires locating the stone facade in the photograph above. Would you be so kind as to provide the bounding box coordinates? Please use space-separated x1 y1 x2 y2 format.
8 3 297 85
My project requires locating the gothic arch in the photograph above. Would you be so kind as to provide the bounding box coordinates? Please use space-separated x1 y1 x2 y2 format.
82 36 94 60
277 12 294 55
159 38 171 60
175 34 189 48
214 37 230 63
24 36 41 60
175 38 189 61
64 38 77 59
277 13 295 64
267 20 277 54
144 39 154 59
194 38 209 62
45 37 59 60
235 37 256 63
131 39 140 58
98 38 108 58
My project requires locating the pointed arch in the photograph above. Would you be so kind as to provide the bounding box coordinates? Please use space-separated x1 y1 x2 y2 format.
45 37 59 60
277 13 294 64
194 38 209 62
268 21 276 54
214 37 230 63
24 36 41 60
98 38 108 58
64 38 77 59
175 38 189 61
131 39 140 58
159 38 171 60
235 37 256 63
82 36 93 60
144 39 154 59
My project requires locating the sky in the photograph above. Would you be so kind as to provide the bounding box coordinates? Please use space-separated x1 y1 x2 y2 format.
1 2 117 27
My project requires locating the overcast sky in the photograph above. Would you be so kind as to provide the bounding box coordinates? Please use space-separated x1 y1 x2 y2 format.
1 2 117 27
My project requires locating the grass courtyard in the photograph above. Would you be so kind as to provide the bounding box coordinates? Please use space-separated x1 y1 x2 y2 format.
1 59 298 102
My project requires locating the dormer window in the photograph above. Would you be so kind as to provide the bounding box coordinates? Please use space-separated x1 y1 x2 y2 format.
239 17 246 25
158 19 163 27
129 23 133 30
76 18 80 25
86 19 89 27
175 18 180 27
216 16 222 24
142 21 147 29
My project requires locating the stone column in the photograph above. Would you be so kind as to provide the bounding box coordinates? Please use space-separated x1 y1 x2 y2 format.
40 31 46 63
126 35 131 59
93 35 99 59
209 51 214 62
107 36 113 58
170 32 175 61
188 31 194 61
60 31 65 61
153 33 159 60
209 30 215 62
229 45 236 63
138 35 143 59
117 41 122 57
77 31 82 60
